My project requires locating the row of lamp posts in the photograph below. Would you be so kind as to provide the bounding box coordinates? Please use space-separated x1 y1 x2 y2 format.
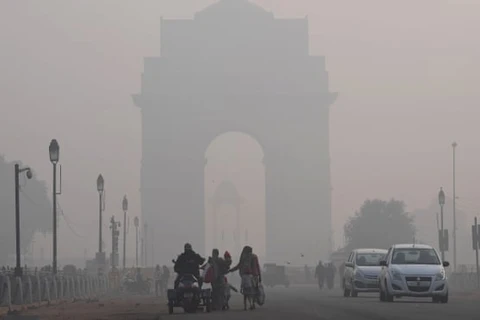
14 138 141 277
95 174 141 270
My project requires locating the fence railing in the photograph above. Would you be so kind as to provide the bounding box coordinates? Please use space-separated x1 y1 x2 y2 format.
449 272 480 292
0 272 108 309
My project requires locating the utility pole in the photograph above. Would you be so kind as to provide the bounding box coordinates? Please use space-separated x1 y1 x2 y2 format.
472 217 479 289
144 223 148 267
141 237 144 267
122 196 128 269
151 231 155 267
452 142 458 272
134 217 139 267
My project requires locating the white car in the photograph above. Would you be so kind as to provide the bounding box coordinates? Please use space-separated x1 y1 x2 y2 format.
378 244 449 303
343 248 387 297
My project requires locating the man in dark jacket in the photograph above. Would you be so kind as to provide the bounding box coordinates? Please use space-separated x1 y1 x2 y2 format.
174 243 205 288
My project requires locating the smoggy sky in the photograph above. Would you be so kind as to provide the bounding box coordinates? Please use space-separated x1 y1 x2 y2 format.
1 0 479 262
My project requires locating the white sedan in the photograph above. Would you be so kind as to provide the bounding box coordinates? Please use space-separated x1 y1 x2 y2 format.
378 244 449 303
343 248 387 297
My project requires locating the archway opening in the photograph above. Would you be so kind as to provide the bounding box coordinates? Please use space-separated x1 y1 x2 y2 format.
204 132 265 261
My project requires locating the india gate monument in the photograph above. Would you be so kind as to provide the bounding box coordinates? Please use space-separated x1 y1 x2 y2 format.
133 0 337 265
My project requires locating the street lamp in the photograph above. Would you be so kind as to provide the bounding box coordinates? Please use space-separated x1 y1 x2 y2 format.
122 195 128 269
134 216 139 266
49 139 61 274
14 163 32 277
97 174 104 254
438 187 446 261
452 141 458 272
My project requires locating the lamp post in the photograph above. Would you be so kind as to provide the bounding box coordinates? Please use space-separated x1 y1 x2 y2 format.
134 216 139 267
438 187 446 261
49 139 60 274
452 142 457 272
95 174 106 270
122 195 128 269
144 223 148 267
14 164 32 278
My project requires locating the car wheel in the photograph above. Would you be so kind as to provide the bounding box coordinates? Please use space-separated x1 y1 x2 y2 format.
441 292 449 304
350 281 358 297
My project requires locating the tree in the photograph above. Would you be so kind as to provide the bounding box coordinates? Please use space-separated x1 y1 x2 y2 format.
0 155 52 266
344 199 416 251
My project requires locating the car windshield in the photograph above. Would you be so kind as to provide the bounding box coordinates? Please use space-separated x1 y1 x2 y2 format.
356 252 386 266
391 248 441 265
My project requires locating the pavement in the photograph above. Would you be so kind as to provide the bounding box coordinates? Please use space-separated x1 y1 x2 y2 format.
7 286 480 320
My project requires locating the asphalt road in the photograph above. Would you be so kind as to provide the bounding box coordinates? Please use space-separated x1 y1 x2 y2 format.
166 286 480 320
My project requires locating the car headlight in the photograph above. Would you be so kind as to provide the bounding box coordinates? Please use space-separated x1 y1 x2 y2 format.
435 271 446 281
178 282 185 288
354 270 364 280
192 282 199 288
390 270 402 281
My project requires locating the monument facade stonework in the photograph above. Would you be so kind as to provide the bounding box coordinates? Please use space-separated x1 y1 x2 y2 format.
133 0 337 264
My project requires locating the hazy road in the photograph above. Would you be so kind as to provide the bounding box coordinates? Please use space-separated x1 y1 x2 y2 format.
167 286 480 320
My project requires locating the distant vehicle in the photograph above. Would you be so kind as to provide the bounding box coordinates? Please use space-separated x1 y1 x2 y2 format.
343 248 387 297
262 264 289 288
378 244 449 303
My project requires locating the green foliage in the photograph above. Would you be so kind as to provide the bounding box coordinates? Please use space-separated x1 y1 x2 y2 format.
0 156 52 265
344 199 416 251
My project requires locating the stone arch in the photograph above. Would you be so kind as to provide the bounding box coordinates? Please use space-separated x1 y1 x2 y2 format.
134 0 337 264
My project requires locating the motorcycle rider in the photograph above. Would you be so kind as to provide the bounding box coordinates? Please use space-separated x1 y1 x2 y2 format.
173 243 205 289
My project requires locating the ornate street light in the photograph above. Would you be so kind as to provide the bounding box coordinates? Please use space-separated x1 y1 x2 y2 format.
438 187 445 206
97 174 104 254
49 139 61 274
97 174 104 193
49 139 59 164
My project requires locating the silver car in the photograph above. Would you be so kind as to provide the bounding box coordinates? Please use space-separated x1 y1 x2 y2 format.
343 248 387 297
378 244 449 303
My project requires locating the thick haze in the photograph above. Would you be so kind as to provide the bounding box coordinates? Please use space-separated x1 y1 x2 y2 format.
1 0 479 264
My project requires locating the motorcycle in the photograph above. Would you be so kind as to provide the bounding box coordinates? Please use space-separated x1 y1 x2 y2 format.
167 274 211 314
